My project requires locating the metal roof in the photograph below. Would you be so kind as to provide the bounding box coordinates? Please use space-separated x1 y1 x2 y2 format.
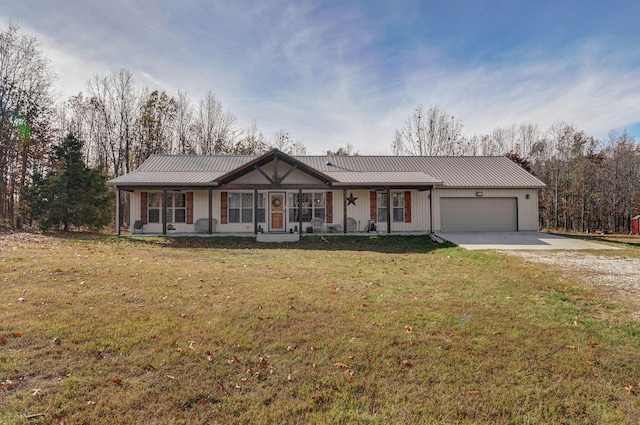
107 171 221 186
327 171 441 186
108 151 546 188
296 155 545 188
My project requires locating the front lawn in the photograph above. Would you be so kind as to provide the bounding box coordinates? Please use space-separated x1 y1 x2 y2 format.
1 234 639 424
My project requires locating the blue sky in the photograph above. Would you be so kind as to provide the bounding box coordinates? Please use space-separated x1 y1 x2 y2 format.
2 0 640 154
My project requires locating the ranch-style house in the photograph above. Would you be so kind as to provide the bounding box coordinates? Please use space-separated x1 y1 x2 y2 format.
107 149 545 238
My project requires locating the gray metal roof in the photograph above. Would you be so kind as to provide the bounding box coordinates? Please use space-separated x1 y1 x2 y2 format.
107 171 221 186
297 155 545 188
327 171 441 186
108 152 545 188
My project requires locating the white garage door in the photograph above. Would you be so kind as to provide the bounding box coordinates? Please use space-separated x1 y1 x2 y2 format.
441 197 517 232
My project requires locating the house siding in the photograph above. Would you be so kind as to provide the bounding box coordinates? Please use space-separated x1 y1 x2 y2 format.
233 163 323 185
128 188 432 234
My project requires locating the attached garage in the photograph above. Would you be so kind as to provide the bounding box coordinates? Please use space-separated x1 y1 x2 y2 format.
440 197 518 232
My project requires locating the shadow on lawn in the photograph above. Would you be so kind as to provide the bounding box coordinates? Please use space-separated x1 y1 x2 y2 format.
120 234 453 254
10 230 453 254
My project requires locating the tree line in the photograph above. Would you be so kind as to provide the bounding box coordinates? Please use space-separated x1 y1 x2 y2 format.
2 23 639 232
392 105 640 233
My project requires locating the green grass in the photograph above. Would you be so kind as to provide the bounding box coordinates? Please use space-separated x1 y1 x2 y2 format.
1 233 639 424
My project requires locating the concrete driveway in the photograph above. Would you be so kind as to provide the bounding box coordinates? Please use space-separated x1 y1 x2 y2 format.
436 232 619 250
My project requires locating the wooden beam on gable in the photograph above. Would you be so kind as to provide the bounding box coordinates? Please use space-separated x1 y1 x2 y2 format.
254 165 275 184
277 165 298 184
217 183 331 190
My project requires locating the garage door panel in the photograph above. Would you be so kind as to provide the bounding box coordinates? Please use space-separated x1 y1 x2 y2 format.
441 198 517 232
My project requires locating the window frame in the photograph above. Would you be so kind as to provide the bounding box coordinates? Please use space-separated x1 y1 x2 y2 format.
288 192 326 223
377 191 404 223
225 193 266 224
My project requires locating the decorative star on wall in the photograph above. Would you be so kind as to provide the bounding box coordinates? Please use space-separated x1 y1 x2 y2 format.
346 192 358 206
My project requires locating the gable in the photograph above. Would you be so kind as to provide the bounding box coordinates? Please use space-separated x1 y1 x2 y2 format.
233 161 329 185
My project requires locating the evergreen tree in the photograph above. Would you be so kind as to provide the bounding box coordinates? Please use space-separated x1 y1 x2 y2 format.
22 133 114 231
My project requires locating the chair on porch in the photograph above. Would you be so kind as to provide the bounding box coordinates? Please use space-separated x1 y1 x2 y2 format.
347 217 358 232
195 218 217 233
311 217 324 233
132 220 143 234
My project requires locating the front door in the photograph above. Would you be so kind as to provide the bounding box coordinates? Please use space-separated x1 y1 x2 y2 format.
270 193 285 232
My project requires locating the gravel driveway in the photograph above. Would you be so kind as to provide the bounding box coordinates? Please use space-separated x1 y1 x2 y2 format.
501 249 640 318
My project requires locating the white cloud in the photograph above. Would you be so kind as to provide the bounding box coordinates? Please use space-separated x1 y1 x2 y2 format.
2 3 640 155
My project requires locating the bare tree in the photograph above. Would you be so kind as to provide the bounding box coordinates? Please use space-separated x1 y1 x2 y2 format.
135 89 177 165
270 129 307 155
0 23 55 227
391 104 465 156
231 120 269 155
192 91 237 154
174 90 193 154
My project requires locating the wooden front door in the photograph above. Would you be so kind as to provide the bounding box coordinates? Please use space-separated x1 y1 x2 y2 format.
270 193 285 232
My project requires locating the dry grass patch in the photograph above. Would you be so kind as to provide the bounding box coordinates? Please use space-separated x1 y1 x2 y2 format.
1 233 640 424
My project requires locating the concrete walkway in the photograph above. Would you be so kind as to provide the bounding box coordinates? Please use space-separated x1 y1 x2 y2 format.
436 232 619 250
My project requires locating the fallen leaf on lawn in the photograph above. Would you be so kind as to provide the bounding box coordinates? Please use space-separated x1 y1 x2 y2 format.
198 397 208 405
0 336 6 345
566 345 577 350
584 361 595 366
112 378 122 385
404 325 413 333
588 341 599 347
468 390 481 395
348 377 355 385
12 333 22 338
258 357 267 368
335 362 349 369
398 359 412 367
166 375 175 380
144 364 157 372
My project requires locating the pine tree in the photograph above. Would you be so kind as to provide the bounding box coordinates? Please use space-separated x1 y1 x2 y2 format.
22 133 114 231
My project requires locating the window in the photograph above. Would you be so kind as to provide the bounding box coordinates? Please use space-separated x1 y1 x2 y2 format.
167 193 186 223
228 193 254 223
289 192 325 222
392 192 405 222
148 193 160 223
377 192 387 222
147 192 186 223
257 194 266 223
226 193 265 223
377 192 404 222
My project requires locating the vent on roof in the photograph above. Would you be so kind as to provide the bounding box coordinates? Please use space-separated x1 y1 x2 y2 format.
326 150 333 166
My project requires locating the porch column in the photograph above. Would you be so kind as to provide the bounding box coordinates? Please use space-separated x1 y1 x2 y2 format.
254 189 259 234
115 187 121 236
298 189 303 234
386 187 391 234
429 188 433 234
162 189 168 235
208 189 213 234
343 189 347 234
